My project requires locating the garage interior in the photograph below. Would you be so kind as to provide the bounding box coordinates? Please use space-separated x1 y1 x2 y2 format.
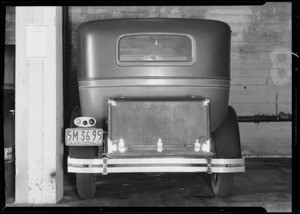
2 3 295 212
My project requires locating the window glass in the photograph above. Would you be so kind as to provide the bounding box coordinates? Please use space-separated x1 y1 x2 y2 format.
118 34 192 62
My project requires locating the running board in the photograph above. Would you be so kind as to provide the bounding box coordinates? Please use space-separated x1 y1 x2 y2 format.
68 157 245 175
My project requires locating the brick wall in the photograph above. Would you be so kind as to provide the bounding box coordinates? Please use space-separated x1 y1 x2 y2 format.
67 3 291 117
5 4 292 156
68 4 292 157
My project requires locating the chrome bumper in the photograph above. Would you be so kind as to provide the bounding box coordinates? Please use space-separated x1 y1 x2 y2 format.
68 157 245 175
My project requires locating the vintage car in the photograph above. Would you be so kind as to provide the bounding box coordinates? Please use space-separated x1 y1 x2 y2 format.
65 18 245 199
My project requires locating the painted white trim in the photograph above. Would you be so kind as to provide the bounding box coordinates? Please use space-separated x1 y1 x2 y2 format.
15 6 63 204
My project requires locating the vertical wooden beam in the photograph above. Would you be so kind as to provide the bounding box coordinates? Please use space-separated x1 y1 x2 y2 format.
15 7 63 203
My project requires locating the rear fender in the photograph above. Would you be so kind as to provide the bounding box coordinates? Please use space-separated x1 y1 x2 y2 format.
212 105 242 158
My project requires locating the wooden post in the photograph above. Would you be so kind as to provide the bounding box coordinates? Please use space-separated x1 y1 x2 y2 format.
15 7 63 203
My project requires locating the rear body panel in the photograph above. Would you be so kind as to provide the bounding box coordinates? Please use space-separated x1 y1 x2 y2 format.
77 18 231 132
79 79 229 131
77 18 231 79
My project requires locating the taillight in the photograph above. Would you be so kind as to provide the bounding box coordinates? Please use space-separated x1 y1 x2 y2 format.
89 119 95 126
73 117 96 127
74 118 81 127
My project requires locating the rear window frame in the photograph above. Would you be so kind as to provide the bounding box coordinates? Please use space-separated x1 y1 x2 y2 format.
116 33 196 67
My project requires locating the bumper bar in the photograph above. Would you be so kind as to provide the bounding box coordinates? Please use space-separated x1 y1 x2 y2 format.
68 157 245 174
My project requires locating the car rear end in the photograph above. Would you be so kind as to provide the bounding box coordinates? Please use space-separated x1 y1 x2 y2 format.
65 18 245 198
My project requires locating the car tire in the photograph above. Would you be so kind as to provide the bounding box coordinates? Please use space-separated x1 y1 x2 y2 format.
210 173 234 196
76 173 96 199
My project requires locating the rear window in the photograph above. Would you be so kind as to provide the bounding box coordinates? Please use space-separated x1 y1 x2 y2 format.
118 34 193 64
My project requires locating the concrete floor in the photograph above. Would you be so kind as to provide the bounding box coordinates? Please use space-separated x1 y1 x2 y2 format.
6 158 291 212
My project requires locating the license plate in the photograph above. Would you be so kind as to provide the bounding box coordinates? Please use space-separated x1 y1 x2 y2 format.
65 128 103 146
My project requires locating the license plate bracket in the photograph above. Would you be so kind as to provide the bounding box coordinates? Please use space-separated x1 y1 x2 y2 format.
65 128 103 146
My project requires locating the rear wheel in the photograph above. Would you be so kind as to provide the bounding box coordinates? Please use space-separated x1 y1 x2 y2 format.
210 173 234 196
76 173 96 199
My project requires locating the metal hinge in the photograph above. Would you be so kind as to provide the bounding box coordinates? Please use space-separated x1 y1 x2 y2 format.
9 110 15 117
108 99 117 106
194 139 201 152
119 138 126 153
107 138 117 154
157 138 163 152
203 99 210 106
4 147 12 163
